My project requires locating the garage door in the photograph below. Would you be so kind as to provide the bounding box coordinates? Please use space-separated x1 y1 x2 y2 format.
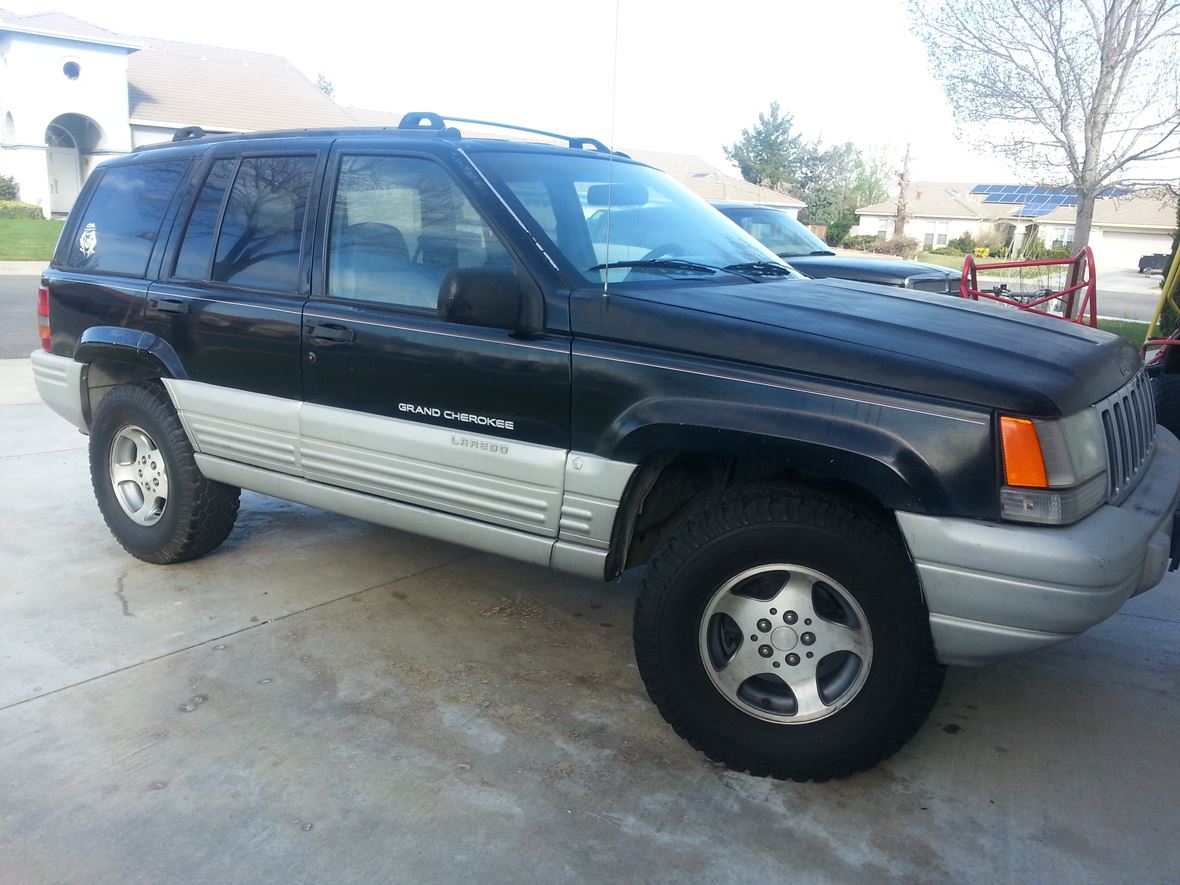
1098 230 1171 272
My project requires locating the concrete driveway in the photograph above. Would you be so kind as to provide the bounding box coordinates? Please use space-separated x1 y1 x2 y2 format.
1 359 1178 884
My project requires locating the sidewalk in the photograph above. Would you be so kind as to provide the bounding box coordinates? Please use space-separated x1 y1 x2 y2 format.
0 261 47 276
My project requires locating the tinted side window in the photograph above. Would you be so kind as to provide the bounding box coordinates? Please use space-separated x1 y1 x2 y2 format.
173 159 236 280
62 161 188 276
327 155 512 308
212 156 316 291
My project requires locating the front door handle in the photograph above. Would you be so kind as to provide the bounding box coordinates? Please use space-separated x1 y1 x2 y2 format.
149 297 189 315
306 323 356 345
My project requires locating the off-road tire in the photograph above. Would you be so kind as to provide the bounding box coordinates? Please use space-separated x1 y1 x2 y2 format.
633 485 944 781
89 382 240 564
1152 373 1180 440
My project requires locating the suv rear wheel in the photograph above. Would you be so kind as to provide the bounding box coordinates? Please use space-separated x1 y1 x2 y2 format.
89 382 240 564
633 486 943 781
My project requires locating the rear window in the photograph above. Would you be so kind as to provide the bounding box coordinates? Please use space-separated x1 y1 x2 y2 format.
61 160 189 277
211 155 316 291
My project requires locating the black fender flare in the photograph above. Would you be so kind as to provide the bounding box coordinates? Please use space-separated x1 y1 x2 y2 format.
599 396 995 577
74 327 187 380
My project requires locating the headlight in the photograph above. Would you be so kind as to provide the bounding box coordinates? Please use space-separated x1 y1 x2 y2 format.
998 410 1107 525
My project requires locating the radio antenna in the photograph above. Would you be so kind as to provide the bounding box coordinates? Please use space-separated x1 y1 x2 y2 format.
602 0 621 297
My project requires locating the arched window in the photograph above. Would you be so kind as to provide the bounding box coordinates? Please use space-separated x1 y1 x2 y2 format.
45 123 77 149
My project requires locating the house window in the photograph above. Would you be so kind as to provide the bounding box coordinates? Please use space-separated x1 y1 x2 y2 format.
1049 226 1075 250
923 221 949 247
876 217 890 241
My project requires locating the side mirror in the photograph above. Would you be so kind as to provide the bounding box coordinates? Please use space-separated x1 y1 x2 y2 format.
437 268 523 331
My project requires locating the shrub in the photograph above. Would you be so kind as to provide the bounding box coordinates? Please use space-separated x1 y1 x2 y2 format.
0 174 18 201
947 232 976 253
842 234 878 252
931 246 963 256
973 246 990 258
0 200 44 220
1045 248 1072 260
825 218 854 246
869 236 921 259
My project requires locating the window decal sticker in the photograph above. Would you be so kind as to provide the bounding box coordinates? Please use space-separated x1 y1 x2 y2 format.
79 223 97 258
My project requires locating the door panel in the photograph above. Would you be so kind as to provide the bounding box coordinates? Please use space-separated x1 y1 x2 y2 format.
146 148 325 400
300 402 566 534
303 149 572 534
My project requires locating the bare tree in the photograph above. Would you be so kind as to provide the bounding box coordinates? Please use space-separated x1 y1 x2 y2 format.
910 0 1180 247
894 144 912 239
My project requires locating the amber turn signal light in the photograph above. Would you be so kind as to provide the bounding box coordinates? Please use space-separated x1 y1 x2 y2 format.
1000 416 1048 488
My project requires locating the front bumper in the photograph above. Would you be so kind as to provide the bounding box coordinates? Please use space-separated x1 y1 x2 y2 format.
898 428 1180 666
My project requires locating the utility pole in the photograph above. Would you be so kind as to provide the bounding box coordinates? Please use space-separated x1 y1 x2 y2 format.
893 143 911 240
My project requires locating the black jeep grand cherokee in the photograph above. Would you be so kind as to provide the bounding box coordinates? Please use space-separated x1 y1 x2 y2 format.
32 113 1180 781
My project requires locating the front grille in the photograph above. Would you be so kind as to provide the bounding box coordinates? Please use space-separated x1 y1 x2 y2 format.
1097 369 1155 503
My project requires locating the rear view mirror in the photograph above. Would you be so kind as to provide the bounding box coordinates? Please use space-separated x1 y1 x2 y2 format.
586 183 648 207
438 268 523 331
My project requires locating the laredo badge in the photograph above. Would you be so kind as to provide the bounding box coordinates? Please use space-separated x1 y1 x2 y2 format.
78 223 97 258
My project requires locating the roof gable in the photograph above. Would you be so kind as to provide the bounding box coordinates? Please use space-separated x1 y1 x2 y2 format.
127 37 353 131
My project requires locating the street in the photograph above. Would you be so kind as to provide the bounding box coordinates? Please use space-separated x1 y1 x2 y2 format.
1096 268 1165 322
0 358 1177 884
0 275 38 359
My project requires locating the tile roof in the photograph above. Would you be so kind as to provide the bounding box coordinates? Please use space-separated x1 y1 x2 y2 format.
0 9 141 48
625 149 805 207
857 181 1176 230
857 182 994 219
127 38 353 131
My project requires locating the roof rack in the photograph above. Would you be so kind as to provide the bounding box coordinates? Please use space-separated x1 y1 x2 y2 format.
397 112 627 157
171 126 208 143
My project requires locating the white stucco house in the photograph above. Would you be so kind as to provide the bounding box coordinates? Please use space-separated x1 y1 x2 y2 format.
855 181 1175 272
0 10 356 217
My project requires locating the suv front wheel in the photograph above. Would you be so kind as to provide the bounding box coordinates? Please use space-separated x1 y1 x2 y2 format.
633 486 944 781
89 382 240 564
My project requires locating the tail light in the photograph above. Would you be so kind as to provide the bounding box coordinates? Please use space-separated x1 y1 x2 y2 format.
37 286 51 352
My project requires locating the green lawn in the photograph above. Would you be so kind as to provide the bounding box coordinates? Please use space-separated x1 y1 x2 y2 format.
917 251 965 270
1097 318 1149 349
0 218 64 261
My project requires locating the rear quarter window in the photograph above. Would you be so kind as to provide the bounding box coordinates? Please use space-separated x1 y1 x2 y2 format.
61 160 189 277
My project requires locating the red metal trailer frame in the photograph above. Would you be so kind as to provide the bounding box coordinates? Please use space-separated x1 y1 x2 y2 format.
959 246 1098 327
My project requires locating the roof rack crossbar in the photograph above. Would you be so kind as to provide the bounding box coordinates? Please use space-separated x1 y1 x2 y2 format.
397 112 625 156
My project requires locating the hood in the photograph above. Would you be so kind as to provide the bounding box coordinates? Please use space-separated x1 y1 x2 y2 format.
578 277 1138 416
784 255 958 290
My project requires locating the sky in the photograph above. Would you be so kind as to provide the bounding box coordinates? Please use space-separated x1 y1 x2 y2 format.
6 0 1171 187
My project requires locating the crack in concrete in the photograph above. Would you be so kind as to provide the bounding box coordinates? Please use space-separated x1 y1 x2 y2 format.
115 573 135 618
0 551 480 714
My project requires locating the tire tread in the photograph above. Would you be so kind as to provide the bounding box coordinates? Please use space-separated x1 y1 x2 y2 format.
633 484 944 782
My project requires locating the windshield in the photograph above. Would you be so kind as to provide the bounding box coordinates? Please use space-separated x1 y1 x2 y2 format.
472 152 788 285
717 206 833 258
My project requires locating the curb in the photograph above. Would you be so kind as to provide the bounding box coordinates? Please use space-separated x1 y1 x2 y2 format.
0 261 48 276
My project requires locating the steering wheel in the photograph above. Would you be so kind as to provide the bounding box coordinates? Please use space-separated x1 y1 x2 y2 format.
642 243 685 261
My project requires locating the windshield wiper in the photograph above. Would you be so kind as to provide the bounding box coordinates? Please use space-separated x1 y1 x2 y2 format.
724 261 795 277
586 258 719 274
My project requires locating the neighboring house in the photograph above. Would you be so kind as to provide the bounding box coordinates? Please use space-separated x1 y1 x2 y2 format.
0 10 356 217
855 181 1175 272
625 149 805 218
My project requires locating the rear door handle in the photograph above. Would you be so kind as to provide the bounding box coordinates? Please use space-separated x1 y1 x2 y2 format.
306 323 356 345
149 298 189 315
